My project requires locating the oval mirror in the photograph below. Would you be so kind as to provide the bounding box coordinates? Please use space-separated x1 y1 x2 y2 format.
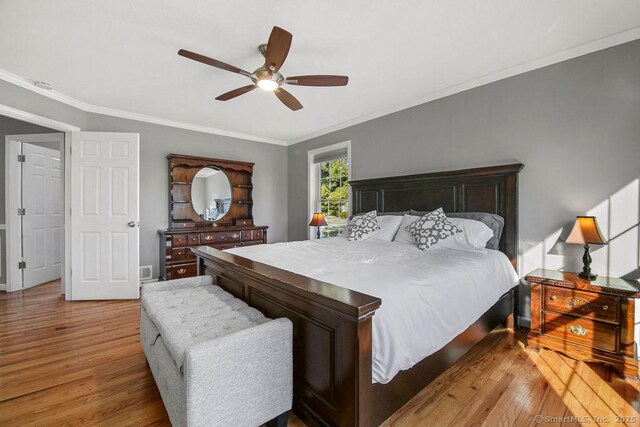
190 167 232 221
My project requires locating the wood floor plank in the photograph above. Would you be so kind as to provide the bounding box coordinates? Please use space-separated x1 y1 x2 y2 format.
1 281 638 426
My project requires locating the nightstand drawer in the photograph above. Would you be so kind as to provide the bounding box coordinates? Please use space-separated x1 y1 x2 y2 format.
543 286 619 323
543 312 618 353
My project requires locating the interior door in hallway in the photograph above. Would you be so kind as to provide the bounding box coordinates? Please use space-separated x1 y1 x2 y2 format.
22 143 63 288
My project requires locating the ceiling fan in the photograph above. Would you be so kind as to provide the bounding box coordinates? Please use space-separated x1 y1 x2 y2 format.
178 26 348 111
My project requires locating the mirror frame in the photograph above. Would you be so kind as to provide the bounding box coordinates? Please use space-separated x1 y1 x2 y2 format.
167 154 256 229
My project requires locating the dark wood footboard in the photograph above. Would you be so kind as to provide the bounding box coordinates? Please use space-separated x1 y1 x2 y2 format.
192 246 381 426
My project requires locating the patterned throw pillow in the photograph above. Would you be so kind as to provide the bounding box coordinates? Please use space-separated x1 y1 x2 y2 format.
348 210 381 241
406 208 461 250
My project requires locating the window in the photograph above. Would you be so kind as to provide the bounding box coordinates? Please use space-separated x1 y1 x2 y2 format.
318 157 349 237
308 141 351 239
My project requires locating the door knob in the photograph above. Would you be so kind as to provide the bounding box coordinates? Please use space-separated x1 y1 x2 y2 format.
128 221 136 227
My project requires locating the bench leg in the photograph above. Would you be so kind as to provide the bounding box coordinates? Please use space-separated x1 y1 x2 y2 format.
265 411 288 427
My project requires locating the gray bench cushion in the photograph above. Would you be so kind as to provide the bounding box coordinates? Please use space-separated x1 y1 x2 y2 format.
142 281 269 372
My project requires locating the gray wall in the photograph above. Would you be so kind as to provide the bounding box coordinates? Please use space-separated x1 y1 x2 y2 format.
0 115 60 284
288 40 640 322
0 80 288 282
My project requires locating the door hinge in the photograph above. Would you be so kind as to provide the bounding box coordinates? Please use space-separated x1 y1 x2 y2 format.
18 261 26 269
17 154 25 162
18 208 26 215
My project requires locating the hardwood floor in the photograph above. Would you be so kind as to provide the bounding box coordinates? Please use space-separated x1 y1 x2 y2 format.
1 281 638 426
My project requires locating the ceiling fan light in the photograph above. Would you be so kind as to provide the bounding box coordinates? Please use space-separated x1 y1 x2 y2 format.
257 79 278 91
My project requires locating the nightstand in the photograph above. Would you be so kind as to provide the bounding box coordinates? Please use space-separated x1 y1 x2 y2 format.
526 269 639 378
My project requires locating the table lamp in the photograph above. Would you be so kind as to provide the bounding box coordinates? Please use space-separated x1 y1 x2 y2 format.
565 216 608 280
309 212 328 239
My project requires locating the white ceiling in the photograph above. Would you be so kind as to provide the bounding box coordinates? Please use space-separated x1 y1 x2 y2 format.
1 0 639 145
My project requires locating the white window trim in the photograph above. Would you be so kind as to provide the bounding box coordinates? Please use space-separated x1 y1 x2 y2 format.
307 141 351 240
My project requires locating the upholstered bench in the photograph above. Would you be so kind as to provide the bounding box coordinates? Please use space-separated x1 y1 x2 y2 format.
140 276 292 427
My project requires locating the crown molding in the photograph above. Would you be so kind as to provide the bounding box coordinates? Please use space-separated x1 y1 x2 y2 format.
288 26 640 145
0 68 288 146
0 103 81 132
2 26 638 147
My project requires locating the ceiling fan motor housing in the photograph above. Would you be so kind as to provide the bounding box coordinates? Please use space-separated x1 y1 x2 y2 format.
252 67 284 87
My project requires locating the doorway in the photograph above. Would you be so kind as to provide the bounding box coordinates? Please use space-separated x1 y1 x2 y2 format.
5 133 64 291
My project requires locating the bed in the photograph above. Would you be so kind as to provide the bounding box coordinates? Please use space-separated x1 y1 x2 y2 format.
192 163 524 426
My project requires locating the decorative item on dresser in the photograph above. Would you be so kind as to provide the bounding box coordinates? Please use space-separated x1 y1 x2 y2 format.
158 154 268 280
526 269 639 378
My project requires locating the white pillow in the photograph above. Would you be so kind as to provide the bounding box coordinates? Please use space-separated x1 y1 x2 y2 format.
438 217 494 250
344 214 403 242
392 214 421 245
369 215 403 241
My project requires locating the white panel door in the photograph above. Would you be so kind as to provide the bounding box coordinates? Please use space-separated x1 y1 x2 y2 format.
70 132 139 300
22 143 63 288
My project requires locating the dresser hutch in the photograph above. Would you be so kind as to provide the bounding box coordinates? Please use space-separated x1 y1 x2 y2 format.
158 154 268 280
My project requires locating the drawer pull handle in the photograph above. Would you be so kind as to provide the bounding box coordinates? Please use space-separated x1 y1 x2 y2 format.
204 235 213 241
550 295 557 301
176 268 187 275
602 304 608 311
219 235 227 241
568 325 588 336
233 234 239 238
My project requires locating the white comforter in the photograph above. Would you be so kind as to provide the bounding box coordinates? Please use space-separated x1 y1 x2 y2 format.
226 238 518 384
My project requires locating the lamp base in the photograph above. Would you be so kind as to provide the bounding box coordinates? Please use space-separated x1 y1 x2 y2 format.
578 244 597 281
578 271 597 280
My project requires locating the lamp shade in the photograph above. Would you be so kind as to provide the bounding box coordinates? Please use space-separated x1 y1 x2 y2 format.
309 212 328 227
565 216 607 245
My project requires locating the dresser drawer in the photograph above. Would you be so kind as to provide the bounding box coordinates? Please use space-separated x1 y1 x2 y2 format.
171 247 196 262
241 240 263 247
168 263 197 279
543 286 619 323
201 231 241 244
543 311 618 353
211 242 241 250
241 229 264 241
172 234 200 247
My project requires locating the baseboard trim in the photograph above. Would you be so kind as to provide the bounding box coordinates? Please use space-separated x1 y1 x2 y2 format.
0 283 7 291
139 278 158 287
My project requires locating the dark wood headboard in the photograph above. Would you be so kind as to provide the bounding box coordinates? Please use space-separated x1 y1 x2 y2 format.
349 163 524 267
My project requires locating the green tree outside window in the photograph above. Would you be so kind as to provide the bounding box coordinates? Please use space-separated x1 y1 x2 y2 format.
319 158 349 237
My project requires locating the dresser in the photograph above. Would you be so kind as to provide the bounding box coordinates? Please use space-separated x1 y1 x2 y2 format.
159 226 267 280
158 154 268 281
526 269 639 377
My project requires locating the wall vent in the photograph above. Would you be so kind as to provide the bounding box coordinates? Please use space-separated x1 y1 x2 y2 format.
140 265 153 281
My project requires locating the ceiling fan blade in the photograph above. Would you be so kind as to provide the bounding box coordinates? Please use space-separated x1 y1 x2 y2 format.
264 27 292 72
215 85 257 101
178 49 252 77
274 88 303 111
285 75 349 87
